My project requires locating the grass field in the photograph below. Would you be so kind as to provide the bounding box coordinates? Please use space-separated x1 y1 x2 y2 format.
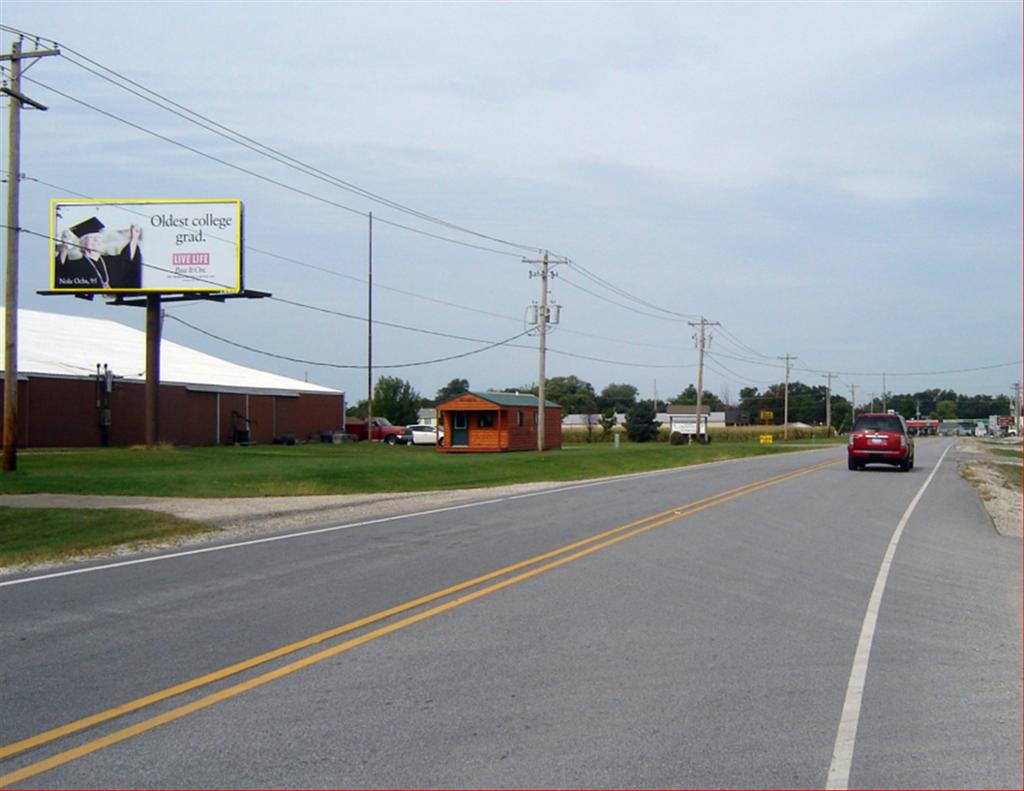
0 508 214 566
0 440 832 498
0 441 842 565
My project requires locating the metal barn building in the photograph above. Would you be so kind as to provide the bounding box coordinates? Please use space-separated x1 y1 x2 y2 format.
0 308 345 447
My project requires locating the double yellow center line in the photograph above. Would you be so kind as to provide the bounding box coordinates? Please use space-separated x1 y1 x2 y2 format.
1 457 837 787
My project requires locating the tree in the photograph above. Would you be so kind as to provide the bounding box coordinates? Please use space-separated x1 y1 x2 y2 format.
936 400 958 420
891 395 917 418
502 383 538 396
599 408 618 441
372 376 422 426
542 375 597 417
597 383 638 413
831 398 853 433
671 384 724 411
625 400 660 443
435 378 469 404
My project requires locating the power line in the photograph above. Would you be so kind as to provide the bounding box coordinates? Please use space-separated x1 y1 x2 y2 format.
15 173 699 355
165 314 534 370
558 275 689 323
17 71 526 259
565 259 700 320
715 324 776 359
0 23 542 255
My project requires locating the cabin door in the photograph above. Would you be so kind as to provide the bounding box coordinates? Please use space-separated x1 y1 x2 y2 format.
452 411 469 446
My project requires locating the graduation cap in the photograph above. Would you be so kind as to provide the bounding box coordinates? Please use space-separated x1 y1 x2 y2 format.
69 217 105 237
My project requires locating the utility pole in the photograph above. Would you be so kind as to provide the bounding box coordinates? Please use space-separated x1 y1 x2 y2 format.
778 353 796 440
366 212 373 440
1013 382 1021 434
881 372 887 412
1 38 58 471
849 384 858 426
823 372 835 436
524 251 565 451
688 316 719 443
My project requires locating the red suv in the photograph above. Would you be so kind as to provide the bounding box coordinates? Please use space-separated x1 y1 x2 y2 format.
848 412 915 471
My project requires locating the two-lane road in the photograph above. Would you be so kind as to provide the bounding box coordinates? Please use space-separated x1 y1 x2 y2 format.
1 439 1020 788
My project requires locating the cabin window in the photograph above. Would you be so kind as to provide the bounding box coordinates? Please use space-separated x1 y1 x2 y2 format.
478 412 495 428
517 410 524 427
454 412 468 430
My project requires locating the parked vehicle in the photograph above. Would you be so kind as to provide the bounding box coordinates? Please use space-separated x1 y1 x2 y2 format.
400 424 444 446
848 412 915 471
344 416 406 444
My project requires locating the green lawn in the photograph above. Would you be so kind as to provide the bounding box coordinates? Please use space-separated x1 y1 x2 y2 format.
0 440 823 498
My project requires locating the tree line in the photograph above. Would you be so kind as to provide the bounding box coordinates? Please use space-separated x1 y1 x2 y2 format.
348 376 1015 430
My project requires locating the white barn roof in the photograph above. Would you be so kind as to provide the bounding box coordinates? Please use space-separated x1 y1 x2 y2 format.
1 308 339 396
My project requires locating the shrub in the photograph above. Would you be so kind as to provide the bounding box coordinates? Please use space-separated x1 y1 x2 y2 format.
625 402 660 443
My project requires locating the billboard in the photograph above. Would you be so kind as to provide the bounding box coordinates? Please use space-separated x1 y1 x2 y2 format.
50 199 243 293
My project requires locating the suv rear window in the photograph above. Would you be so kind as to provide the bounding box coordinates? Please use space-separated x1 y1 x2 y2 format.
853 415 904 433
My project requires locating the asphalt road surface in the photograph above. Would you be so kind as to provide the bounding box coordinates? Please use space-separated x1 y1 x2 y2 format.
1 439 1020 789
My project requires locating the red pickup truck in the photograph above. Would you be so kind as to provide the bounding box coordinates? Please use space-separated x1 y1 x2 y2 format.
344 416 406 444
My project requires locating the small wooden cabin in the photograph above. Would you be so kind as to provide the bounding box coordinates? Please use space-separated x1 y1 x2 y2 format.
436 392 562 452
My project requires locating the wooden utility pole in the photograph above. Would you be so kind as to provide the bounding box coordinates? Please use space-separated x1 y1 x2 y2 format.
688 317 719 443
1 39 58 471
1013 382 1021 434
366 212 373 439
849 384 858 426
778 353 796 440
823 372 836 435
523 251 565 451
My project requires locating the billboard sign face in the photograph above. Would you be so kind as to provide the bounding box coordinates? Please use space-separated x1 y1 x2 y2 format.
50 199 243 293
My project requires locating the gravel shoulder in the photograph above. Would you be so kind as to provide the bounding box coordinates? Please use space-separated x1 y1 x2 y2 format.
0 482 570 576
3 440 1018 576
957 438 1023 538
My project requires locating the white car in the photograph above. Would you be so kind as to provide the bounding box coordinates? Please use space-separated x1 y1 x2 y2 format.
401 424 444 445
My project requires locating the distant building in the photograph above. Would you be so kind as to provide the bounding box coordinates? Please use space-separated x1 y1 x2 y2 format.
0 308 344 447
665 404 730 428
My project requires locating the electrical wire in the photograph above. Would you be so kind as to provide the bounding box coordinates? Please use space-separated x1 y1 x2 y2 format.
16 173 700 354
18 71 525 259
164 314 534 370
558 275 690 323
0 23 542 255
565 259 701 320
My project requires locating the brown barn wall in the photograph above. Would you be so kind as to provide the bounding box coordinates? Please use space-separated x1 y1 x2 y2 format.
0 375 343 447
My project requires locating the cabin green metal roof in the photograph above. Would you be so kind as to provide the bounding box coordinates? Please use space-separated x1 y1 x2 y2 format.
469 391 561 409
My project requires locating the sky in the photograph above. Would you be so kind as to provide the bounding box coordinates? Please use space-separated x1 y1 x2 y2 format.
2 1 1021 409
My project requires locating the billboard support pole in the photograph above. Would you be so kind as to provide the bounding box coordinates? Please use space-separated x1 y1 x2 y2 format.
1 39 58 471
145 295 161 446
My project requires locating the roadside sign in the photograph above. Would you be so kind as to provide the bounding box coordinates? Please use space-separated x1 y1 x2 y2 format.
760 434 773 445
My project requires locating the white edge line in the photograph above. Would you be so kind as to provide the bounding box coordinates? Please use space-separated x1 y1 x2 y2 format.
824 443 953 789
1 445 839 588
